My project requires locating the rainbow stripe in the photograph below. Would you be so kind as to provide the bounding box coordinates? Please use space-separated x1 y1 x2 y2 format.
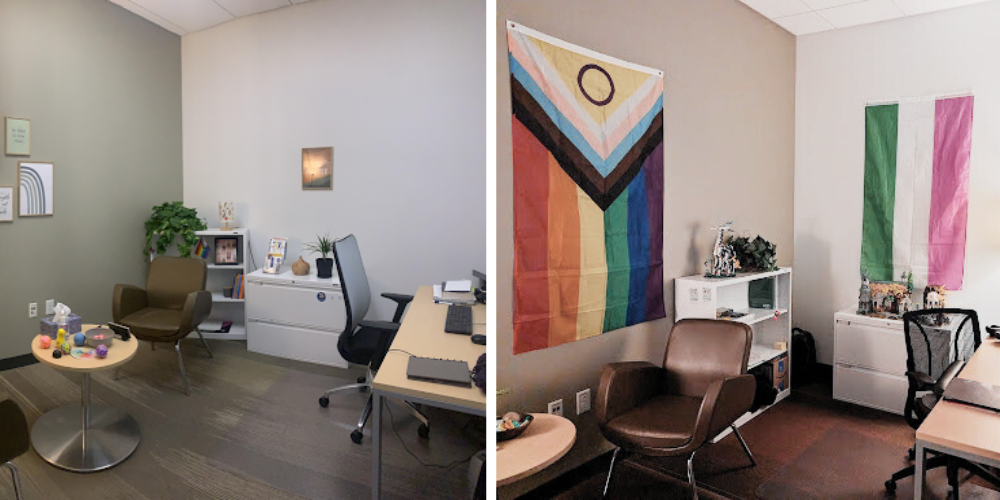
510 23 665 354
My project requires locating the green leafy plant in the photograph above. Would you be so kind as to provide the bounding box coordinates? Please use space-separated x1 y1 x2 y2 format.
726 234 778 272
304 233 335 259
143 201 207 258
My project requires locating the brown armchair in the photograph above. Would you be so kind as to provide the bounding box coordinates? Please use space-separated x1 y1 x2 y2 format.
596 319 757 498
112 256 213 395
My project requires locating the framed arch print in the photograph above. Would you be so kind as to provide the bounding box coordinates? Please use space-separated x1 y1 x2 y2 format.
19 161 54 217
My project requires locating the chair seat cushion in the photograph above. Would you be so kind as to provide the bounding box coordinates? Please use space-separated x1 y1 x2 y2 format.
917 393 939 419
603 394 702 450
120 308 183 339
340 327 382 365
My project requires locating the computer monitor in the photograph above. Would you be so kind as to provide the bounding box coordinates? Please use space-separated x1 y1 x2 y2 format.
472 269 486 291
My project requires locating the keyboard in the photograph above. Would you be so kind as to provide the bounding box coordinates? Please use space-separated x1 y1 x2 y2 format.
445 305 473 335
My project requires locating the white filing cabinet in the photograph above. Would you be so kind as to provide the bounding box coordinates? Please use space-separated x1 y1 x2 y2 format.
246 269 348 368
833 309 909 414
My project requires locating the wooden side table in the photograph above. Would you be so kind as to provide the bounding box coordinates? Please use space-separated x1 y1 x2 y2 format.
29 325 140 472
496 413 576 486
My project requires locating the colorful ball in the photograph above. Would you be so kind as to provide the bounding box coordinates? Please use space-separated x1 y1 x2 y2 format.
61 342 72 354
95 345 108 359
52 350 62 359
40 336 52 349
74 332 86 346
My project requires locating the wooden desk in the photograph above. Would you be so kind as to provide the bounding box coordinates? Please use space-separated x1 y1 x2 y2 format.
370 286 486 499
914 338 1000 499
496 413 576 487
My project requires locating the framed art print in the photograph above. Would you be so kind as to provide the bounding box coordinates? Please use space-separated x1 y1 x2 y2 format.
19 161 53 216
302 147 333 190
5 117 30 156
0 186 13 222
214 237 239 265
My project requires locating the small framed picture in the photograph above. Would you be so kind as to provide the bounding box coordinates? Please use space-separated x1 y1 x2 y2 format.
19 161 53 216
5 117 30 156
215 237 239 265
0 186 13 222
302 147 333 190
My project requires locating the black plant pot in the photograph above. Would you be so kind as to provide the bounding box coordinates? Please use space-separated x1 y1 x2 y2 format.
316 258 334 279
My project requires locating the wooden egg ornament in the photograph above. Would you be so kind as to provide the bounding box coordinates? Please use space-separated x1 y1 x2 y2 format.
40 335 52 349
95 345 108 359
74 332 86 346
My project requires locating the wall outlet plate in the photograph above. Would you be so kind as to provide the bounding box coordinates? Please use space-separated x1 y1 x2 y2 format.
576 388 591 415
29 303 37 318
548 399 563 417
45 299 55 315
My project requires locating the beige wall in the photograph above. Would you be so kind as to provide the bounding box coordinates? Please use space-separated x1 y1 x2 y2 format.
0 0 182 360
496 0 796 495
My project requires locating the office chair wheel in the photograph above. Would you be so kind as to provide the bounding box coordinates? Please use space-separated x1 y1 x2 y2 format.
351 430 364 444
319 396 329 408
418 424 430 439
885 479 896 493
357 376 366 384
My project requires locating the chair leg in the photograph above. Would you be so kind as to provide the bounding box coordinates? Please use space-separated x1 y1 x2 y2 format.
175 341 190 396
2 462 22 500
603 447 619 497
732 424 756 467
948 460 960 500
113 366 122 381
324 383 369 396
402 401 429 428
688 451 699 500
194 327 213 359
358 395 373 431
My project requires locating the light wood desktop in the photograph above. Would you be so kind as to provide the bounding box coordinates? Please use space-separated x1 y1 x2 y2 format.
370 286 486 499
496 413 576 487
914 337 1000 499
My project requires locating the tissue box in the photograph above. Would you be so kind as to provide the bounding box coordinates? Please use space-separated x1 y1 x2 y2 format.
40 314 83 337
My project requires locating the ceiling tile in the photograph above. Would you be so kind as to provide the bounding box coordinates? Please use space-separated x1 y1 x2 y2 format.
773 11 835 35
108 0 187 35
803 0 863 9
214 0 291 18
129 0 234 33
740 0 813 19
817 0 904 28
893 0 991 16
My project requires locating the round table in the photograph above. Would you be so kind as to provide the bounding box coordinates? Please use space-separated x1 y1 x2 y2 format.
496 413 576 486
30 324 140 472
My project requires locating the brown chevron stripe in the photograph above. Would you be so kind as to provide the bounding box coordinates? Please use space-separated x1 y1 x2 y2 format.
511 77 663 210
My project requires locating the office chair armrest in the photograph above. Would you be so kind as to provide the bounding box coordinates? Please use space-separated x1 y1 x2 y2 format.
595 362 664 425
380 293 414 323
179 291 213 335
906 371 936 391
932 360 966 396
692 374 756 444
359 319 401 332
113 284 147 322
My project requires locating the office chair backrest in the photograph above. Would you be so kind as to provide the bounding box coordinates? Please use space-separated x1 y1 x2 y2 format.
146 257 208 310
0 399 29 463
333 234 371 335
662 319 752 398
902 309 980 382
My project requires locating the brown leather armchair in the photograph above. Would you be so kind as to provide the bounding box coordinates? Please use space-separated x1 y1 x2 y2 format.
113 257 213 395
596 319 757 498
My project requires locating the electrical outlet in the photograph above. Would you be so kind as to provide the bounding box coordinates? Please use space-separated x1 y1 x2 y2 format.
548 399 563 417
576 388 591 415
45 299 55 315
29 303 37 318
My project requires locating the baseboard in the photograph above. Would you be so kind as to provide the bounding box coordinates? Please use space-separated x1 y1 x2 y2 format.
0 353 38 372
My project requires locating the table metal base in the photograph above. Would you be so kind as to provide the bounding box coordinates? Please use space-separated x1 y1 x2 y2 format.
30 372 140 473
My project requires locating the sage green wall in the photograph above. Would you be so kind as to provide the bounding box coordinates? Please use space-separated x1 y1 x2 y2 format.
0 0 182 360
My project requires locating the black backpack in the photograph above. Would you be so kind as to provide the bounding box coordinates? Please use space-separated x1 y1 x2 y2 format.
791 327 818 388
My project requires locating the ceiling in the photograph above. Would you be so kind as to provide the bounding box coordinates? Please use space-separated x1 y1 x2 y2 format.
739 0 992 35
108 0 312 36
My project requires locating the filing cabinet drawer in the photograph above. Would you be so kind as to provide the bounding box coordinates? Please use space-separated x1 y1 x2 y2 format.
833 364 907 415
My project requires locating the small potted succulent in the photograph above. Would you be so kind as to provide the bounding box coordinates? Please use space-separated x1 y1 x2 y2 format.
304 233 336 279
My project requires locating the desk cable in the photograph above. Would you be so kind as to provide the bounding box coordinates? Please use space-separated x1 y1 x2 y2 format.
384 401 480 471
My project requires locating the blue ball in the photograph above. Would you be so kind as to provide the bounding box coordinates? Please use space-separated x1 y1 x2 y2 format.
74 332 86 346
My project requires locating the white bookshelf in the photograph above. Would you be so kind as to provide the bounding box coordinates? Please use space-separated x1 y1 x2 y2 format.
194 228 252 340
674 267 792 442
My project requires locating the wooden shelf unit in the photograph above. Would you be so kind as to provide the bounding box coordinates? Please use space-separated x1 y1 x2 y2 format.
194 228 252 340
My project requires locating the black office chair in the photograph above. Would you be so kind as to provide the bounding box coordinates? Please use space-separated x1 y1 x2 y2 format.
885 309 1000 496
317 234 430 444
1 399 29 500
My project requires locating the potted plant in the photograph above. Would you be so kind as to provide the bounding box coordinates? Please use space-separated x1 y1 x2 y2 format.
726 234 778 272
304 233 336 278
143 201 207 258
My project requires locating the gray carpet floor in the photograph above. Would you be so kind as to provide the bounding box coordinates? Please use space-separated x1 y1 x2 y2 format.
0 338 484 500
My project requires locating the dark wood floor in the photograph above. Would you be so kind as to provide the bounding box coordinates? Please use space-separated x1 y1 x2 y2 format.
0 338 484 500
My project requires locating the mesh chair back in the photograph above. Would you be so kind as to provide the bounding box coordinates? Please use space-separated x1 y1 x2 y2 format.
333 234 371 335
0 399 29 463
902 309 980 380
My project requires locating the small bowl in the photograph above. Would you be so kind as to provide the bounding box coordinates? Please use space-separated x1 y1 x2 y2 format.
85 328 115 349
497 414 534 442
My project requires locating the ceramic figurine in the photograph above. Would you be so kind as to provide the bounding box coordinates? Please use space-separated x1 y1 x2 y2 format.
858 271 872 315
40 335 52 349
704 222 739 278
292 256 311 276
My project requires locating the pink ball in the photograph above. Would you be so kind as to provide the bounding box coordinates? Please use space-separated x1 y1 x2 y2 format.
40 336 52 349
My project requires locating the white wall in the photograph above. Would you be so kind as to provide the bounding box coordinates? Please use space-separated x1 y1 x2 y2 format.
182 0 485 321
795 1 1000 364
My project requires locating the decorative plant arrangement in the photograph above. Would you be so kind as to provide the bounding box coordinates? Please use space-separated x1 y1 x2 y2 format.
143 201 207 258
304 233 336 278
726 234 778 272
